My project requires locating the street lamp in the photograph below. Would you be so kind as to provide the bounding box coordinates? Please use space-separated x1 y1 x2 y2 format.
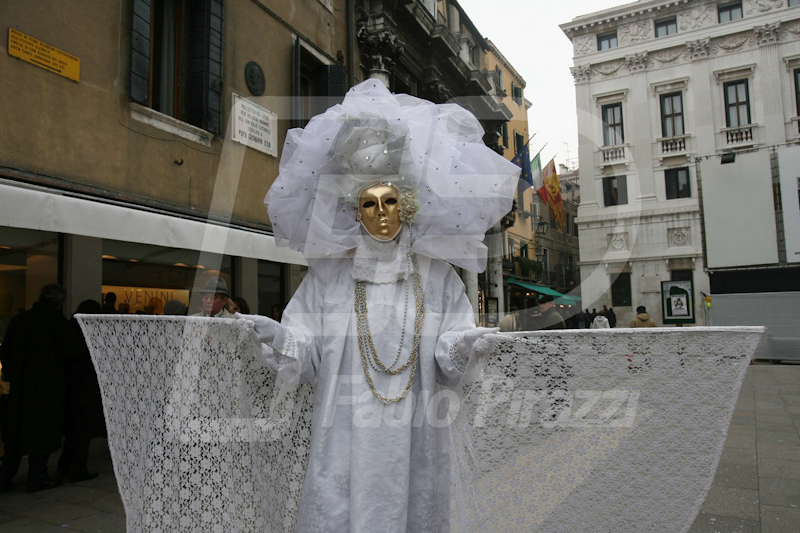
535 216 549 235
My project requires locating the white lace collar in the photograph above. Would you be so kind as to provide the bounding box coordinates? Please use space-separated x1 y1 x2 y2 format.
350 227 411 283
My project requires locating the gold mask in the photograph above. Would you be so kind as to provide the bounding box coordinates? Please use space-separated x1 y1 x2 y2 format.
358 183 402 241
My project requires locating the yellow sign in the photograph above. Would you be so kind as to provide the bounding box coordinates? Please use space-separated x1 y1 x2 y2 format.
7 28 80 82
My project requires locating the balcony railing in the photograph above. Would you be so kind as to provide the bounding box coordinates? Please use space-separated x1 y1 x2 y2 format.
656 134 691 164
599 144 630 171
722 124 756 146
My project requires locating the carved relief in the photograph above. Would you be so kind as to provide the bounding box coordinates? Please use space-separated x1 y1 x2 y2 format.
652 47 686 66
619 20 653 46
357 25 404 72
594 60 626 78
570 65 593 84
608 233 629 251
754 22 781 46
625 52 649 72
678 6 716 31
711 33 755 54
574 34 596 56
686 38 710 60
668 228 691 247
744 0 784 15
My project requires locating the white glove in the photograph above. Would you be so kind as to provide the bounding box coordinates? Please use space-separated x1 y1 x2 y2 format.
455 327 500 359
235 312 280 345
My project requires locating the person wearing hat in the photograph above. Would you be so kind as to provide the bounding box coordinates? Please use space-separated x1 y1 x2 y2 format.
532 294 566 330
193 278 234 318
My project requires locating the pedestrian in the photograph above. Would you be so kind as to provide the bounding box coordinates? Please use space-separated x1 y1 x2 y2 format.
591 309 611 329
576 308 587 329
193 278 235 318
532 295 566 330
58 299 105 483
163 299 188 315
0 284 78 492
500 306 520 332
630 305 657 327
607 307 617 328
102 292 118 314
228 296 251 315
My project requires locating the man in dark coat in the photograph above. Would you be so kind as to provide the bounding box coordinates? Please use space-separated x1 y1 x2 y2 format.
532 295 566 330
0 284 77 492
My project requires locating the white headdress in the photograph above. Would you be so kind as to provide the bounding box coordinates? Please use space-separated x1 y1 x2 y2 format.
265 79 519 272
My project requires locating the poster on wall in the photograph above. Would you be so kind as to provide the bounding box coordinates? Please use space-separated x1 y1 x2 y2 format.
661 280 695 325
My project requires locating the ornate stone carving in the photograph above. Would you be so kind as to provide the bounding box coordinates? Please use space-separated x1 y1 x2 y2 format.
595 60 626 78
570 65 593 84
678 6 716 31
652 47 686 66
668 228 691 247
608 233 629 251
784 22 800 39
574 34 595 56
711 33 754 54
754 22 781 46
357 25 404 72
745 0 784 15
686 38 710 60
619 20 653 46
419 80 451 103
625 52 649 72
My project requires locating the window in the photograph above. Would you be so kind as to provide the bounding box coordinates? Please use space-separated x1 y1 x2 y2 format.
293 40 346 127
597 32 618 51
511 83 523 105
724 80 750 127
130 0 223 134
602 103 624 146
495 67 504 94
603 176 628 206
655 17 677 37
665 168 691 199
795 69 800 117
514 132 525 155
502 123 509 148
611 272 632 307
718 2 743 23
791 0 800 7
660 93 684 138
573 218 579 237
671 269 693 282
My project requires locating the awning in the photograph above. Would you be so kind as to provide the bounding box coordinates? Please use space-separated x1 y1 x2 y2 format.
0 180 305 265
507 278 563 298
555 294 582 306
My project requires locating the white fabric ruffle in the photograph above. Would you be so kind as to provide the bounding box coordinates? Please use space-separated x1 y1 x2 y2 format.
265 79 520 272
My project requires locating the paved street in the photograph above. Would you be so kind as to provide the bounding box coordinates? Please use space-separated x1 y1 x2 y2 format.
0 362 798 532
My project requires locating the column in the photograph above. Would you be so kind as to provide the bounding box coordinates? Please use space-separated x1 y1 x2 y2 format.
625 52 657 205
755 23 785 145
63 235 103 317
234 257 259 313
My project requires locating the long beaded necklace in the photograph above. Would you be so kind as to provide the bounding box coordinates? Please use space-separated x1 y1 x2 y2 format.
355 253 424 404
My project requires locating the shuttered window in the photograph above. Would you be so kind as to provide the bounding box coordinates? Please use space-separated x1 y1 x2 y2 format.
129 0 223 135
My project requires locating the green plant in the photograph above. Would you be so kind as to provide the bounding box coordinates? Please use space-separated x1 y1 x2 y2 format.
517 257 543 278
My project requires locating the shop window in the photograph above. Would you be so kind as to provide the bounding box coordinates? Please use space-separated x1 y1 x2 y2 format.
611 272 632 307
655 17 677 37
660 92 684 138
130 0 223 134
718 2 743 23
603 176 628 206
724 80 750 128
665 167 691 199
602 103 624 146
258 260 287 319
0 228 60 342
102 241 232 314
597 32 618 51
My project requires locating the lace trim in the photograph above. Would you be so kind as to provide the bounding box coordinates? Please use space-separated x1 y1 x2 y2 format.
275 328 296 366
449 332 468 373
350 227 411 283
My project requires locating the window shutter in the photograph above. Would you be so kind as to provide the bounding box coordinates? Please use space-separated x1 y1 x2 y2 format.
291 36 302 129
186 0 223 135
316 64 346 113
130 0 151 106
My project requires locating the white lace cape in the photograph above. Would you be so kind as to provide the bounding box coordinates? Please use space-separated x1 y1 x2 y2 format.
76 315 762 533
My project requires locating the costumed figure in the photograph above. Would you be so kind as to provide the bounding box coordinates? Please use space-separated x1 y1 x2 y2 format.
238 79 519 532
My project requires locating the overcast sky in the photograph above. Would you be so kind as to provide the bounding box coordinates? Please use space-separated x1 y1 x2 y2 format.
456 0 630 170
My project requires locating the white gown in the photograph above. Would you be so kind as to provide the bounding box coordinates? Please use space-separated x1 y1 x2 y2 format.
259 253 479 533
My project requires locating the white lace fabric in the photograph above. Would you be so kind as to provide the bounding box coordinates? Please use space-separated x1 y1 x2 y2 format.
350 227 412 283
75 315 762 533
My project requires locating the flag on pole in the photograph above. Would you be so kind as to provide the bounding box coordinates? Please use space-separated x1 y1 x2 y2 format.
511 142 533 187
531 151 546 202
543 158 565 231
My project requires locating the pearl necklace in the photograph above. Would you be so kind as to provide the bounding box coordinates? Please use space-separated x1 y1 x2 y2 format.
355 254 424 404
